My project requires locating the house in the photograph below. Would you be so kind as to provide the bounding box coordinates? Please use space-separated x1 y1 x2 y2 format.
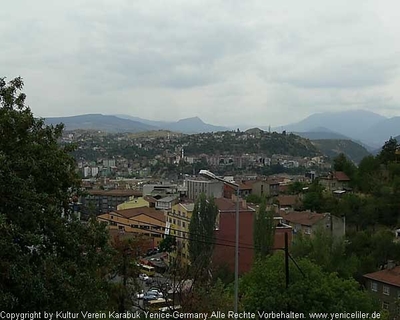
319 171 350 192
223 181 254 199
251 178 281 198
279 210 345 239
276 195 301 211
212 196 293 274
97 206 166 247
364 262 400 316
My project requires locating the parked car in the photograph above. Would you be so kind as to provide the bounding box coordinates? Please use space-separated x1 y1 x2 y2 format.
143 293 158 301
147 289 163 298
139 273 149 281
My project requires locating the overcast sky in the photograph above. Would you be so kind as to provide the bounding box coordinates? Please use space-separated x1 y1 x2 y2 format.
1 0 400 127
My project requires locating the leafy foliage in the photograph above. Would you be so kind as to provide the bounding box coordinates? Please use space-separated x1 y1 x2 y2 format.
0 77 113 311
240 253 379 313
253 198 275 257
159 234 177 253
188 194 218 277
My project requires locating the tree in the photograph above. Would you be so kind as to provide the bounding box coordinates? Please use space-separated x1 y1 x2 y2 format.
253 198 275 258
0 77 113 311
333 153 357 181
240 253 380 314
188 193 218 277
159 235 177 253
378 137 399 165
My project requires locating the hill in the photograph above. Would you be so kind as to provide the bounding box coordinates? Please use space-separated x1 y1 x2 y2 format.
294 130 351 141
311 139 371 164
45 114 157 133
114 114 229 134
359 117 400 146
181 131 320 157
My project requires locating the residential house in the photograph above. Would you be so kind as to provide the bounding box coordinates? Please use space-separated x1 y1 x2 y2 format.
364 262 400 316
319 171 350 192
276 195 302 211
212 196 293 274
251 179 280 197
97 207 166 247
279 210 345 239
223 181 254 199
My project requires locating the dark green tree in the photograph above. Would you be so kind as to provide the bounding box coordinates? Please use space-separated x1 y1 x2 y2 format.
253 198 275 258
378 137 399 165
159 235 177 253
240 253 380 314
0 77 113 311
333 153 357 181
188 193 218 276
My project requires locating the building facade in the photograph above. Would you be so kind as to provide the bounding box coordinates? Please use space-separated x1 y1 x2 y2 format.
185 178 224 201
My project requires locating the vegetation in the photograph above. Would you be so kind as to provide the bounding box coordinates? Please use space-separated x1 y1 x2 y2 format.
0 77 114 311
159 235 177 253
188 193 218 278
253 198 275 257
240 253 380 314
312 139 371 164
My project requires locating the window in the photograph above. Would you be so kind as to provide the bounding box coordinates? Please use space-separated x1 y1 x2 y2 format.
371 282 378 292
383 285 390 295
382 301 389 310
182 222 186 228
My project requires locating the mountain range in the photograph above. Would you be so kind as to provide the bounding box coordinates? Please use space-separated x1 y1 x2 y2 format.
44 109 400 151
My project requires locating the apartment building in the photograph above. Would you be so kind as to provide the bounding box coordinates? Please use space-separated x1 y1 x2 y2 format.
185 178 224 201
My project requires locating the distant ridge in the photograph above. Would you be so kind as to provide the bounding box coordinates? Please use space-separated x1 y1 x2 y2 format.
44 114 230 134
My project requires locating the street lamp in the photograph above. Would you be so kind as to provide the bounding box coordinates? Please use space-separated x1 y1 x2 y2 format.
199 169 240 313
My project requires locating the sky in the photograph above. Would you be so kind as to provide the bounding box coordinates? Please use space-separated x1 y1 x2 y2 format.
1 0 400 127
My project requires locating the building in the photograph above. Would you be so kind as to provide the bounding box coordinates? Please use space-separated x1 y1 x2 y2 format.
185 178 224 201
142 184 178 198
81 189 143 214
251 179 280 198
97 206 166 247
166 202 195 264
212 197 292 274
319 171 350 192
364 262 400 316
117 197 151 210
279 210 345 239
155 196 179 211
276 195 302 211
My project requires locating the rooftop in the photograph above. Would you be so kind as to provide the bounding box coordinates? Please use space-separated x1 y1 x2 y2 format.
214 197 255 212
364 266 400 287
279 211 327 227
111 207 165 223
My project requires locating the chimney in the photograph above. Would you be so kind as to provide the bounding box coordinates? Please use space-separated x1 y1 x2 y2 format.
387 260 396 270
241 199 247 209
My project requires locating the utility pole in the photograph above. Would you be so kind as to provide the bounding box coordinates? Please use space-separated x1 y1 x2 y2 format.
285 232 289 289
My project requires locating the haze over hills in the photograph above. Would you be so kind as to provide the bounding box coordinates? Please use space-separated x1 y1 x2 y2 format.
272 109 400 149
44 114 157 133
44 114 229 134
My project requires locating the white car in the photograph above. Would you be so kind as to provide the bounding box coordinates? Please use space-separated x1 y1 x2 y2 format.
139 273 149 281
147 289 163 298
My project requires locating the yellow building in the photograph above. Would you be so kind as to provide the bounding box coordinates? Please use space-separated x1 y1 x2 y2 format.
117 196 150 210
97 206 166 247
166 202 194 265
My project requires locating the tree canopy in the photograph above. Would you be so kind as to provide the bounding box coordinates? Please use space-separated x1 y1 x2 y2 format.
0 77 113 311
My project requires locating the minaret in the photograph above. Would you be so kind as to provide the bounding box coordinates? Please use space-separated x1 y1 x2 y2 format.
181 148 184 160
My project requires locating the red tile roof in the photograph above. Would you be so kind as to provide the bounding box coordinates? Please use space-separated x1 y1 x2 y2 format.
112 207 165 222
364 266 400 287
277 195 300 207
214 198 255 212
334 171 350 181
279 211 326 226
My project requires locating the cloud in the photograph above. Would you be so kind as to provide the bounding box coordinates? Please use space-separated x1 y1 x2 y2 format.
1 0 400 126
